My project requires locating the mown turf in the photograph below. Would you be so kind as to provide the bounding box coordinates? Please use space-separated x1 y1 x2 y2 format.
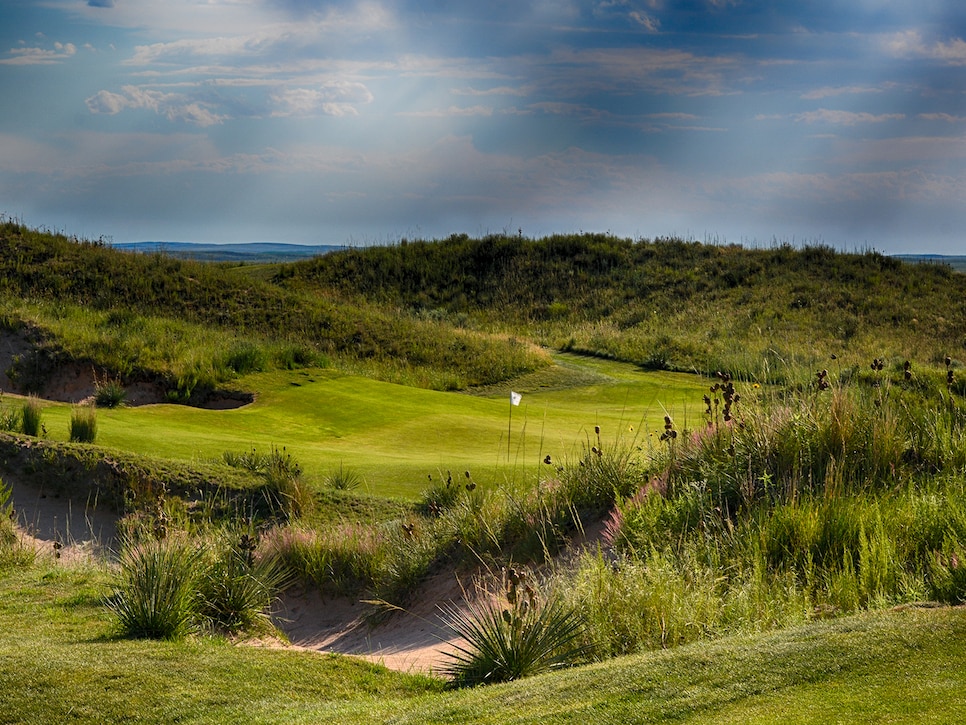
0 564 443 725
26 354 709 500
2 561 964 724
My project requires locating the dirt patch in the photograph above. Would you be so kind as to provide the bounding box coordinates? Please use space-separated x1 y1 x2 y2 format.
271 571 469 674
0 327 33 392
6 469 120 561
0 326 252 410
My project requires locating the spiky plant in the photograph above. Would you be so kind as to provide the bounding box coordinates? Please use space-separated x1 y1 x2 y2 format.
107 535 204 640
440 569 592 687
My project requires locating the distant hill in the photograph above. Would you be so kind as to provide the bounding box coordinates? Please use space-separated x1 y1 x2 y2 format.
113 241 342 263
894 254 966 273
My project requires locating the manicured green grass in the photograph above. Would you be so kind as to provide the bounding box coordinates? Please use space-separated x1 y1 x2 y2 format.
2 562 964 724
0 565 442 724
28 354 708 500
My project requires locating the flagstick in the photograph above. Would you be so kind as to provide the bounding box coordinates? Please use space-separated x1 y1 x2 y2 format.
508 392 522 464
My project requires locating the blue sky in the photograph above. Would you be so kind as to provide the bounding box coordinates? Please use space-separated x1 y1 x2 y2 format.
2 1 966 252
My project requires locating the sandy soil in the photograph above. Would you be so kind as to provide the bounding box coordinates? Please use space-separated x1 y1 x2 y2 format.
270 572 468 674
5 470 466 674
0 327 252 409
8 474 120 562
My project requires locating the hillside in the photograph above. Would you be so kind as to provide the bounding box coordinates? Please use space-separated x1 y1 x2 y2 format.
279 233 966 380
3 222 966 721
113 241 341 263
0 221 546 400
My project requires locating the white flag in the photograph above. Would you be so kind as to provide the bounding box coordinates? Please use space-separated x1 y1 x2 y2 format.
510 391 522 406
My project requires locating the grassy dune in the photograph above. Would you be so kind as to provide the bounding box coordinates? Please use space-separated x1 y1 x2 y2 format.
3 224 966 722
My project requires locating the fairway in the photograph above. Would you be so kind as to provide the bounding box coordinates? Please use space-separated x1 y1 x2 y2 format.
33 354 710 499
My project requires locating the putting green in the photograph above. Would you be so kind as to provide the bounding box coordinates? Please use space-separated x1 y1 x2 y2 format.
28 354 712 500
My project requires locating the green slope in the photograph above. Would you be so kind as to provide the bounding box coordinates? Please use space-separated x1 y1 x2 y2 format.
28 354 709 499
2 562 963 724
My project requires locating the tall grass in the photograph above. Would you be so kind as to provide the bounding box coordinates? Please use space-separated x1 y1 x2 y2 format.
0 480 35 570
108 529 289 639
20 396 42 437
547 366 966 659
69 404 97 443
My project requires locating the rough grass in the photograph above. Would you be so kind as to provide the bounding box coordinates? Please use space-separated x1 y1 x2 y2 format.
0 222 549 398
281 233 966 386
1 562 964 723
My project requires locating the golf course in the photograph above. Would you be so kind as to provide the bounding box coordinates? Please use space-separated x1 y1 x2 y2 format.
2 221 966 723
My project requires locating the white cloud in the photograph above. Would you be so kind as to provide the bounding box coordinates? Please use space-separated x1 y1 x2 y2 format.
1 41 76 65
454 85 531 97
630 12 661 33
537 46 744 97
646 112 699 120
85 85 226 126
794 109 905 125
884 30 966 65
919 113 966 123
270 83 374 117
801 85 884 100
397 105 494 119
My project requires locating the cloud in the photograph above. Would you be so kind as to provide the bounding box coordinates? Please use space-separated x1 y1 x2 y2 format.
793 109 905 125
919 113 966 123
88 0 115 7
533 46 745 98
800 85 884 100
630 12 661 33
397 105 494 119
1 41 77 65
270 83 374 117
85 85 226 126
645 112 699 120
884 30 966 65
454 85 531 97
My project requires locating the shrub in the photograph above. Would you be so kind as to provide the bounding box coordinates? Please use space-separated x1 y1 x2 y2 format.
20 397 42 437
94 373 127 408
197 530 290 635
69 404 97 443
108 535 205 639
440 569 592 687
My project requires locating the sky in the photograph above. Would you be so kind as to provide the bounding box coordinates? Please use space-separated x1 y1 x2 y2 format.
2 1 966 253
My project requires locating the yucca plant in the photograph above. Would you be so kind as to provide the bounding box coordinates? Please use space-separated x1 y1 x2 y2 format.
107 535 204 640
324 462 362 491
197 530 290 635
440 569 592 687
